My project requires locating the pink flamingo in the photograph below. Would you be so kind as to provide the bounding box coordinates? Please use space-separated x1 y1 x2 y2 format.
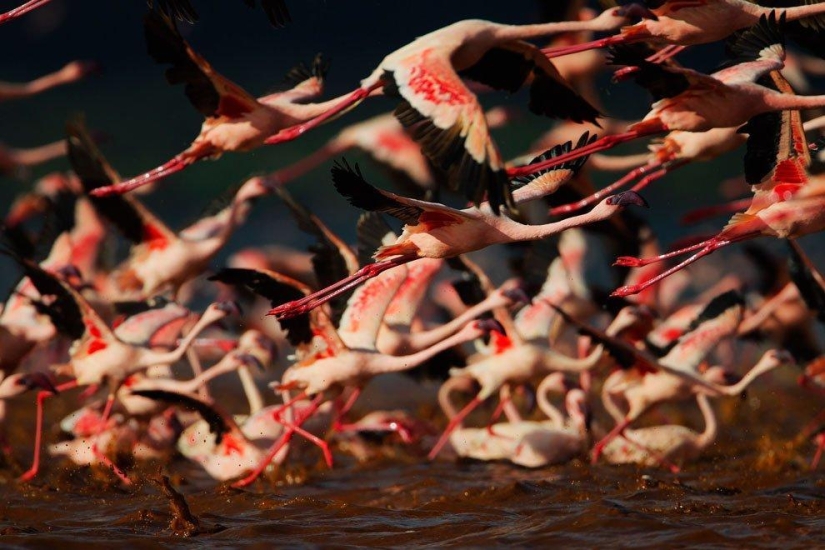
270 159 647 320
67 120 274 299
441 373 590 467
599 393 717 470
90 12 332 197
509 14 816 180
543 1 825 59
253 10 644 212
10 255 236 482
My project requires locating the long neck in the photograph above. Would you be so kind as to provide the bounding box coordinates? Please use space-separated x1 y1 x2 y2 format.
721 357 780 396
236 365 264 415
369 327 482 375
10 140 67 167
761 91 825 112
588 152 651 172
177 353 242 394
136 313 220 368
437 376 475 420
502 204 618 242
776 3 825 23
540 344 603 373
399 293 506 352
536 377 566 427
695 394 717 449
494 18 619 41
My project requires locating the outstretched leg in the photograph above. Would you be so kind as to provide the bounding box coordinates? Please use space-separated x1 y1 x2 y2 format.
264 82 384 145
0 0 51 25
269 255 418 320
19 380 76 482
89 393 131 485
508 123 666 180
429 395 483 460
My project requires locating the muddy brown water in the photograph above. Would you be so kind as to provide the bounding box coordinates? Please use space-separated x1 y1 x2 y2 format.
1 377 824 548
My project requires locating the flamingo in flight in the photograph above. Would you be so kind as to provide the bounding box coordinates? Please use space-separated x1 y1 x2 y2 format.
0 0 289 27
609 78 825 297
0 61 99 102
90 12 332 197
7 254 236 483
67 120 273 300
209 263 505 485
249 8 649 213
509 13 825 180
269 150 648 321
543 0 825 62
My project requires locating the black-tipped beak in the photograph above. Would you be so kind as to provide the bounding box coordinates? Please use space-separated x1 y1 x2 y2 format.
216 301 242 316
503 287 531 305
607 191 649 208
477 318 506 335
20 373 58 394
236 353 265 373
616 3 658 21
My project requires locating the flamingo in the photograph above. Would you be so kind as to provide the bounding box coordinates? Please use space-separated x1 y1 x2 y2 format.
275 185 527 355
67 120 273 299
90 12 331 197
553 292 795 461
0 61 98 101
269 157 648 320
441 374 590 467
8 254 236 482
543 0 825 59
0 0 289 27
427 299 639 460
509 13 815 179
251 9 648 212
599 393 717 470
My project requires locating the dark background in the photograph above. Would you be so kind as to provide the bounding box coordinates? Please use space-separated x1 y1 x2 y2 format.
0 0 799 292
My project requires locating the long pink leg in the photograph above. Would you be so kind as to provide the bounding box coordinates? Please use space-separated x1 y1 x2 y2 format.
331 387 362 432
90 154 190 197
232 394 323 488
269 255 418 320
550 160 663 217
428 396 483 460
0 0 51 25
611 239 733 297
812 434 825 470
507 125 665 179
617 432 682 473
19 380 77 482
629 160 687 194
614 238 715 269
592 417 630 464
542 34 628 59
613 45 689 81
272 414 333 467
89 393 131 485
267 143 342 187
264 82 383 145
680 197 752 225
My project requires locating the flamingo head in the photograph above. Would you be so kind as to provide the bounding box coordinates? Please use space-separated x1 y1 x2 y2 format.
0 372 58 399
237 329 276 371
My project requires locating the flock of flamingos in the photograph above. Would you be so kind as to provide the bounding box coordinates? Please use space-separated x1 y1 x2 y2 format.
2 0 825 490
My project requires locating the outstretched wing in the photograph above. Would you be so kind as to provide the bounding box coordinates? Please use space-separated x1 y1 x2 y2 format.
130 388 235 444
331 159 471 227
384 47 513 213
208 267 313 347
67 118 176 248
461 40 600 124
144 11 258 119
